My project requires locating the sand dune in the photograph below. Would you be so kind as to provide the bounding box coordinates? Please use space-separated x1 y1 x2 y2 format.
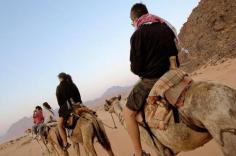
2 58 235 156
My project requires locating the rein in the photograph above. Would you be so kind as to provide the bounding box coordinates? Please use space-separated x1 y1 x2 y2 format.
71 112 118 130
102 113 118 129
34 135 51 154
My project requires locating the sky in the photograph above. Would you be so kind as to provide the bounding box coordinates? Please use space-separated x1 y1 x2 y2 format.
0 0 200 136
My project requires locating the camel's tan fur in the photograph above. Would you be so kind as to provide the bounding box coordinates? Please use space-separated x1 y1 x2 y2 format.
44 127 69 156
104 81 236 156
42 113 114 156
39 103 115 156
69 113 115 156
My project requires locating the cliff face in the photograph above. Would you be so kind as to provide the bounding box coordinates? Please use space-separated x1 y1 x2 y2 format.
179 0 236 72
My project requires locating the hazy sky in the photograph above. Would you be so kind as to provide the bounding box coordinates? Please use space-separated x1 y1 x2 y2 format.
0 0 199 136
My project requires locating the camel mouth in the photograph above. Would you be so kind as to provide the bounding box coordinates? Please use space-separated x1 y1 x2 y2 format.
104 103 110 111
104 100 113 111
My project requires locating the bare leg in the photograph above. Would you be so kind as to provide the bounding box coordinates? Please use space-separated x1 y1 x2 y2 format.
97 121 115 156
32 125 38 135
124 106 142 156
58 117 68 146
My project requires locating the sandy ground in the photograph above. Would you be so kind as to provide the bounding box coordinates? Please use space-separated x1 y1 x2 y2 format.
1 58 236 156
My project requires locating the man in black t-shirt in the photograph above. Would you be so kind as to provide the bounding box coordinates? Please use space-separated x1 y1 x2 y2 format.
123 3 179 156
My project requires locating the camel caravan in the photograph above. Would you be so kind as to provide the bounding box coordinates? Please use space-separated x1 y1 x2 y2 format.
30 102 114 156
30 56 236 156
27 3 236 156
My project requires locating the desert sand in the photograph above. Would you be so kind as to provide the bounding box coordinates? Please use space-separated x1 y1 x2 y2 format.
1 58 236 156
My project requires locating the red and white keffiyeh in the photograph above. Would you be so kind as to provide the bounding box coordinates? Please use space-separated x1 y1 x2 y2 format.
134 13 178 40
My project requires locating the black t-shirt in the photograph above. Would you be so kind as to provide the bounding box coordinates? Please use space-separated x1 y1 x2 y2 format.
56 81 82 107
130 22 179 79
70 83 82 104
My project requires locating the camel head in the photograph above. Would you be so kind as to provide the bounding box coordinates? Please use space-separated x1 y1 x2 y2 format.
104 95 122 113
25 128 32 135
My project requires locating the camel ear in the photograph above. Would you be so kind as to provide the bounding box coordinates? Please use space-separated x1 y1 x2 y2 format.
106 100 111 104
117 95 121 100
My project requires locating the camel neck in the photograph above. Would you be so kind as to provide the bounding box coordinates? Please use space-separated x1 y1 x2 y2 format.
113 101 125 127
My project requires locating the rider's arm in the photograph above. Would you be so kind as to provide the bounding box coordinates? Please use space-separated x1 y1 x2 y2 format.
130 29 144 76
33 111 36 118
56 85 64 106
73 84 82 103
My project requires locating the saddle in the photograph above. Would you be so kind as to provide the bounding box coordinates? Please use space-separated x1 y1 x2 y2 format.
65 105 97 130
143 56 193 130
37 121 57 144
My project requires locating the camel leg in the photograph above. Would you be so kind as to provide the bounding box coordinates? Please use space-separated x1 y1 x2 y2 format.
59 149 69 156
41 140 51 155
36 138 49 156
79 120 97 156
53 143 69 156
53 144 62 156
83 146 90 156
203 120 236 156
62 150 69 156
197 105 236 156
83 140 97 156
98 121 115 156
139 126 175 156
83 136 97 156
73 142 81 156
140 127 161 156
107 149 115 156
184 83 236 156
49 143 59 156
43 143 54 156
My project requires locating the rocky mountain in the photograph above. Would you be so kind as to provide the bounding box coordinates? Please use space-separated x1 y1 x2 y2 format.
0 117 32 144
178 0 236 72
84 85 132 108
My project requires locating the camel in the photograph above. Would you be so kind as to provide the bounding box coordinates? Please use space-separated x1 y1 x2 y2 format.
104 81 236 156
43 112 114 156
23 125 67 156
46 126 69 156
24 128 32 136
69 112 115 156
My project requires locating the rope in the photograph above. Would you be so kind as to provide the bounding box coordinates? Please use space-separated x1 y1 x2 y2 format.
72 112 117 129
111 113 117 128
102 113 118 129
34 133 51 154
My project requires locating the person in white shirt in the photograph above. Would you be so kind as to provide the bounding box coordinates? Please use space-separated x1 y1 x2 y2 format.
42 102 56 123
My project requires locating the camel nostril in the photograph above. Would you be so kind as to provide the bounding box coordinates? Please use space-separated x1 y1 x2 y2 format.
104 104 109 111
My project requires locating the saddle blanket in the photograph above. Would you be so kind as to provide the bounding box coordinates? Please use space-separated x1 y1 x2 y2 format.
144 69 193 130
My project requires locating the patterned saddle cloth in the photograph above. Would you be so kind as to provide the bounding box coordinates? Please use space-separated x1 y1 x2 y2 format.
65 106 97 130
144 69 193 130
